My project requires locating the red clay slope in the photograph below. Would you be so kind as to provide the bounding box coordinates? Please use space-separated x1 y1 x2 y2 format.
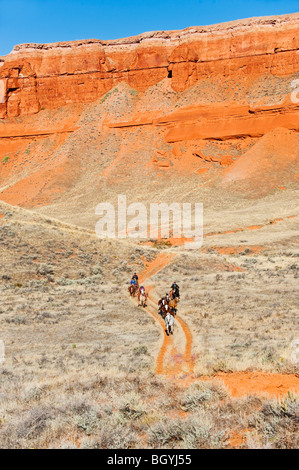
221 127 299 195
0 13 298 209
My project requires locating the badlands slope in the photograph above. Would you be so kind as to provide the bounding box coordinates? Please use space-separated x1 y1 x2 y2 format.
0 12 298 248
0 13 298 449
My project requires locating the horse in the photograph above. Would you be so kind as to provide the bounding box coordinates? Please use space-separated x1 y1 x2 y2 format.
158 298 165 312
158 294 170 314
165 312 174 335
159 302 170 319
158 297 166 316
170 289 180 301
138 291 147 307
168 298 178 315
128 283 138 297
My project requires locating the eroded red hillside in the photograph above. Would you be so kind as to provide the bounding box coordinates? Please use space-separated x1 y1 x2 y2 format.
0 13 298 211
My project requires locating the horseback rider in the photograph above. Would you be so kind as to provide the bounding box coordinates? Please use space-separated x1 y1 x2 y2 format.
138 285 146 304
131 272 139 286
170 282 180 299
139 285 145 295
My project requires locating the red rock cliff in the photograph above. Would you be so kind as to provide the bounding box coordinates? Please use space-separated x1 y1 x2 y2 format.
0 12 299 118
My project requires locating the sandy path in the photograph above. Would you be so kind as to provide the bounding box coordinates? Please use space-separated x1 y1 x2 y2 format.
129 250 299 400
136 252 194 378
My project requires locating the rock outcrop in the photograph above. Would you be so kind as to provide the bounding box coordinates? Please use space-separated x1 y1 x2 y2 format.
0 13 298 212
0 13 298 118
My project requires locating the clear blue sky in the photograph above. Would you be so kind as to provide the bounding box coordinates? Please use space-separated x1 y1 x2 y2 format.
0 0 298 56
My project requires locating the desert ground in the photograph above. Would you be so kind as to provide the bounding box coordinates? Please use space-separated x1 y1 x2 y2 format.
0 198 298 449
0 13 298 449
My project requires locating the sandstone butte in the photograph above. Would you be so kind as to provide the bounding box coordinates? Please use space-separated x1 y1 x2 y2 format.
0 13 298 120
0 12 298 209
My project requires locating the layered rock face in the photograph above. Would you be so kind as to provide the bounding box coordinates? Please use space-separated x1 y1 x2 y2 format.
0 13 298 215
0 13 299 119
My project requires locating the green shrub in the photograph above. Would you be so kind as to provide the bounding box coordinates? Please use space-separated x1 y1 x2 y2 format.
76 411 99 435
100 87 118 103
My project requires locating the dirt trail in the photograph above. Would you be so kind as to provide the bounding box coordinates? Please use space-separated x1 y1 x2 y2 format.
137 252 194 378
130 250 299 400
205 214 297 238
7 209 298 398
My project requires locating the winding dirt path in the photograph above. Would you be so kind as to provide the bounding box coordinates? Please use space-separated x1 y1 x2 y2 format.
138 252 194 379
130 250 299 401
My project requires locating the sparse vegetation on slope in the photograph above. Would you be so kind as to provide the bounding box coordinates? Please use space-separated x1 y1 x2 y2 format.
0 202 298 448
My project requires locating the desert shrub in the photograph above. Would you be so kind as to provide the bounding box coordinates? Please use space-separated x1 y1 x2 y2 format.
76 410 99 435
248 392 299 448
148 418 185 447
133 345 149 356
37 264 54 276
92 264 103 275
180 381 228 411
118 392 147 421
55 278 76 286
211 360 233 373
100 88 118 104
129 89 139 97
96 419 138 448
6 316 27 325
148 413 227 449
24 386 43 402
182 415 227 449
16 405 56 439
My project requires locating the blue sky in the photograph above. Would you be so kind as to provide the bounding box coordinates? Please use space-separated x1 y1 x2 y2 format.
0 0 298 56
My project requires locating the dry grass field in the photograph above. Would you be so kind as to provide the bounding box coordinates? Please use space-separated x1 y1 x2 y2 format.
0 201 298 449
152 245 299 375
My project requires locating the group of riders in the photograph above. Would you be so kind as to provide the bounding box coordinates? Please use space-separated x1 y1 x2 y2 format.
128 272 180 335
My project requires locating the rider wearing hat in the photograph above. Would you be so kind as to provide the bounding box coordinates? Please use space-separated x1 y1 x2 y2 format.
170 282 180 299
138 285 146 301
131 273 139 286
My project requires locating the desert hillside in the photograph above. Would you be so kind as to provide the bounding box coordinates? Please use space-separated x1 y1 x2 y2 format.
0 12 298 230
0 13 298 449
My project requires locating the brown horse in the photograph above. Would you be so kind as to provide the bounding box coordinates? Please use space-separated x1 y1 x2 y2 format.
159 302 171 319
158 294 170 314
128 284 138 297
169 298 178 315
158 298 165 312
